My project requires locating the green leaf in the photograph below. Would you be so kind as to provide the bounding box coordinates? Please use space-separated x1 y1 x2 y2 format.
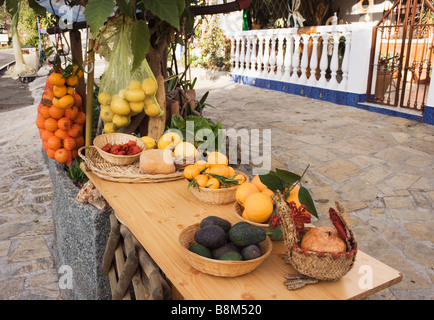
84 0 115 36
258 174 284 193
268 224 283 241
28 0 47 16
298 186 318 219
130 19 150 73
116 0 134 18
275 168 301 187
143 0 180 29
170 114 185 129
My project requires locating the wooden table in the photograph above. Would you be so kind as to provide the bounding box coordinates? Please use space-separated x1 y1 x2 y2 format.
85 171 402 300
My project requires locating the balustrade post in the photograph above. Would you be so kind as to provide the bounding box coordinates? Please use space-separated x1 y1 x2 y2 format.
267 32 277 79
260 32 271 78
244 33 252 76
307 34 319 86
275 30 285 81
299 34 310 84
339 32 351 91
317 33 329 88
289 34 301 83
233 34 241 74
327 32 340 90
230 35 236 73
239 35 246 75
282 32 293 82
256 33 264 78
250 34 258 77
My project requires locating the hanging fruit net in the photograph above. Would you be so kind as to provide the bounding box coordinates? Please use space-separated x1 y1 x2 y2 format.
36 62 85 166
96 16 163 134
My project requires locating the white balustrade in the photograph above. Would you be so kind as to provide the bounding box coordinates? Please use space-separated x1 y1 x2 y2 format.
228 25 354 92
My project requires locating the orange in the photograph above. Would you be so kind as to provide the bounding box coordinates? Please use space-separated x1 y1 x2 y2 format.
73 91 82 108
251 175 267 192
58 94 74 109
66 75 78 87
40 105 51 119
69 123 83 138
40 129 54 142
52 97 60 108
286 183 301 208
262 188 275 198
45 148 56 159
75 136 85 148
42 140 48 151
207 151 228 165
194 160 209 172
48 72 65 86
53 85 67 98
73 65 84 78
184 164 200 180
48 106 65 120
70 148 78 160
66 86 74 96
36 115 46 130
244 192 274 223
194 174 209 188
241 210 249 220
44 118 58 132
57 117 71 131
65 106 78 120
63 137 76 150
235 182 260 206
54 148 69 164
54 128 69 140
47 135 62 151
227 166 235 177
209 164 230 177
234 173 246 185
42 89 54 105
74 111 86 125
206 177 220 189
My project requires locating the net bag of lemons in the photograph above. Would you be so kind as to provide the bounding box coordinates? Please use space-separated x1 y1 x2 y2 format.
97 17 163 133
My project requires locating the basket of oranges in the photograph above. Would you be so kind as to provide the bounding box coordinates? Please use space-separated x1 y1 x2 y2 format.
184 152 249 205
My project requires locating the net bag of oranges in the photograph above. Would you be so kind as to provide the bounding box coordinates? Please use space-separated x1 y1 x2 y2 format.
96 16 163 134
36 62 85 165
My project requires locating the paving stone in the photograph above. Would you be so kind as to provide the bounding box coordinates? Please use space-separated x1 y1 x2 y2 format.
316 159 363 184
6 238 52 263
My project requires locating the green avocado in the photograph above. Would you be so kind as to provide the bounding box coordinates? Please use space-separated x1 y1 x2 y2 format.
189 243 212 259
228 222 267 247
200 216 232 232
194 225 226 249
218 251 243 261
241 244 262 260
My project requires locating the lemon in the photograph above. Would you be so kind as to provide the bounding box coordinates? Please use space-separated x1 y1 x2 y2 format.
142 78 158 95
158 132 181 150
112 114 130 128
144 97 154 105
98 92 112 105
125 88 146 103
130 101 144 113
140 136 156 149
118 88 128 100
100 106 114 122
110 97 130 116
145 103 161 117
129 79 142 90
104 122 116 133
174 141 198 157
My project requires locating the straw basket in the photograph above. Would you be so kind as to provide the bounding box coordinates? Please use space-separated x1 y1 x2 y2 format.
93 133 145 165
179 223 272 277
275 194 357 282
233 202 269 229
189 171 249 205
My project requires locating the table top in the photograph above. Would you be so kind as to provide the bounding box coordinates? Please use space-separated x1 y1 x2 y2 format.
85 171 402 300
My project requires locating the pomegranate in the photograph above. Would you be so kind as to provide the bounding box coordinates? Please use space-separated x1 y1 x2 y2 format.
300 227 347 253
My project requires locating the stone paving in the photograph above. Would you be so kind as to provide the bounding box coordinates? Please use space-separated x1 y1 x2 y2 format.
0 68 433 300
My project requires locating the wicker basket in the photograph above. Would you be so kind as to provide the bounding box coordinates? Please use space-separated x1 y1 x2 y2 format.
233 202 269 229
179 223 272 277
275 194 357 282
189 171 249 205
93 133 145 165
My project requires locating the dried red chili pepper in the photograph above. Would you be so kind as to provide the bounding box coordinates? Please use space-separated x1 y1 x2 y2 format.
329 207 348 240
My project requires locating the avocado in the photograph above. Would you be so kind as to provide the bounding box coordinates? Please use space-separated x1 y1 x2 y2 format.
218 251 243 261
189 243 212 259
194 225 226 249
200 216 231 232
228 222 267 247
241 244 262 260
212 242 240 259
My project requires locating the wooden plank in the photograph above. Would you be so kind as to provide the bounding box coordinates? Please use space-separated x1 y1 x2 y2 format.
86 172 402 300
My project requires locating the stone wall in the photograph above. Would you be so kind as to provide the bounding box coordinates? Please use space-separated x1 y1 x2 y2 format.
44 152 111 300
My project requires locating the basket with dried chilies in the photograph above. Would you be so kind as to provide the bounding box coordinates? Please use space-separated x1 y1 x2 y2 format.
274 192 358 290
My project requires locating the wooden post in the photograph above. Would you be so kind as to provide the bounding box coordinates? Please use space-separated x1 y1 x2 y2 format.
69 29 86 107
85 39 95 147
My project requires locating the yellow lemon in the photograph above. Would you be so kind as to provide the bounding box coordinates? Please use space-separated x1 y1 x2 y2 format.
104 122 116 133
142 78 158 95
129 101 144 113
112 114 130 128
118 88 128 100
145 103 161 117
158 132 181 149
140 136 156 149
100 106 114 122
125 88 146 103
174 142 198 157
98 92 112 105
110 97 130 116
128 79 142 90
